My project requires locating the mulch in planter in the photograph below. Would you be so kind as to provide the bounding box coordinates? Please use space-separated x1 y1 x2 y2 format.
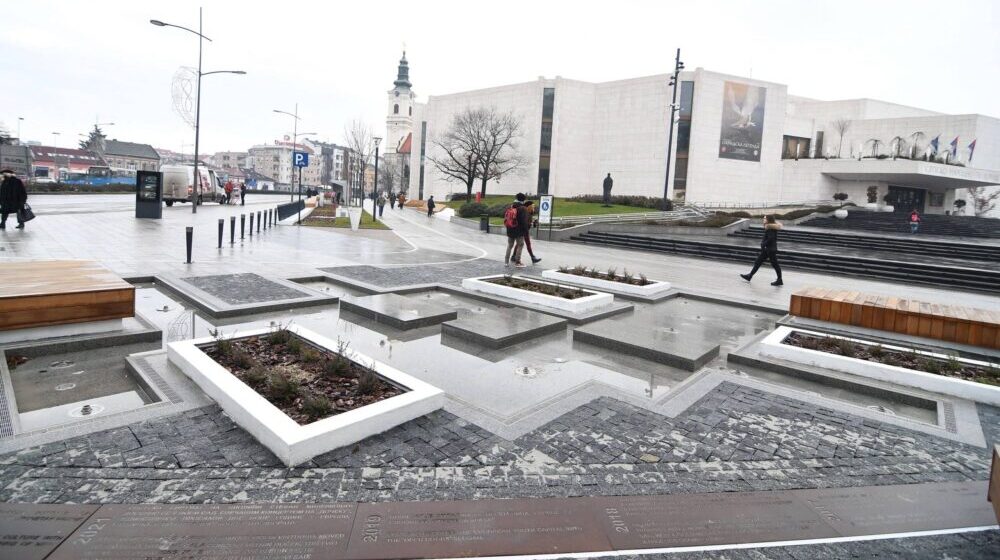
558 266 653 286
783 331 1000 386
486 276 590 300
204 331 403 425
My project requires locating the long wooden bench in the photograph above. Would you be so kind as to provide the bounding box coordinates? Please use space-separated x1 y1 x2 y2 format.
991 445 1000 523
789 287 1000 350
0 260 134 331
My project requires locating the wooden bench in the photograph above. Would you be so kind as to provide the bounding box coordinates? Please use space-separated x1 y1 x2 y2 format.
0 260 134 331
789 288 1000 350
991 445 1000 524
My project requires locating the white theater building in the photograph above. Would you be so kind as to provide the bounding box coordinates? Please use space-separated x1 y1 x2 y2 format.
406 67 1000 215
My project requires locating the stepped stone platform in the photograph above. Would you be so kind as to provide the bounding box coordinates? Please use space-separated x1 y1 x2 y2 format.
340 293 458 329
441 306 567 348
156 273 336 318
0 260 134 331
574 321 720 370
790 287 1000 349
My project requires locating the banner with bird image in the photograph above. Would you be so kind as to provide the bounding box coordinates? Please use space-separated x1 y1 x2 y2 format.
719 81 767 162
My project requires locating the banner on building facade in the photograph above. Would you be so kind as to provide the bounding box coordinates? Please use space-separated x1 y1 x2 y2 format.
718 81 766 162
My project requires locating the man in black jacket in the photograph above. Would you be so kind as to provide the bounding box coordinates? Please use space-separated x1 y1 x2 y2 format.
740 215 783 286
0 169 27 230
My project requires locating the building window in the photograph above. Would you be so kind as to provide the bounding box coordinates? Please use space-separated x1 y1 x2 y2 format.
537 87 555 195
394 104 399 114
782 136 811 159
672 81 694 200
419 121 427 199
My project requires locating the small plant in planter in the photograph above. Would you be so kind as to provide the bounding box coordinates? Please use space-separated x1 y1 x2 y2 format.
833 193 849 207
245 364 269 387
866 186 878 205
268 371 301 403
302 395 333 421
953 199 967 214
832 193 850 218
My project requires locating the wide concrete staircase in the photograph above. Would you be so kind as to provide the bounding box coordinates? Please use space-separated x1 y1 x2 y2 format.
570 231 1000 293
801 211 1000 238
730 227 1000 262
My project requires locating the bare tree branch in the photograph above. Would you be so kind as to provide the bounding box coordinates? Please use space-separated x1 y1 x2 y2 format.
831 118 851 158
474 107 525 197
968 186 1000 216
343 119 374 200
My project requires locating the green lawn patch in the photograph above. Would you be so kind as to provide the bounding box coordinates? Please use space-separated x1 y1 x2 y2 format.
303 207 390 230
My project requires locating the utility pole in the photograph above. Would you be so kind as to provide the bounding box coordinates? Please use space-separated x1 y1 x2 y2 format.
372 137 381 223
661 48 685 210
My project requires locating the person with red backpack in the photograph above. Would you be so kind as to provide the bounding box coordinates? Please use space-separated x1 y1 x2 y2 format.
504 200 528 268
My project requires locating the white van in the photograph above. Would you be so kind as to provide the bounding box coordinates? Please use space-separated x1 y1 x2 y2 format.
160 165 225 206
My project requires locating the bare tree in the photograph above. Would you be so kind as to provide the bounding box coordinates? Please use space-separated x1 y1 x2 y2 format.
473 107 526 197
378 154 404 194
866 138 883 158
889 136 908 159
967 186 1000 217
831 118 851 158
427 109 483 199
343 119 375 203
909 131 925 159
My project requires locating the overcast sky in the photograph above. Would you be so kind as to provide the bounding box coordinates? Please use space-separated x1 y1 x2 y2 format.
2 0 997 154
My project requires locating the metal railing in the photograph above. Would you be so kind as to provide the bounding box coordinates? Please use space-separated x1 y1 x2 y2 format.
550 208 704 226
688 200 830 210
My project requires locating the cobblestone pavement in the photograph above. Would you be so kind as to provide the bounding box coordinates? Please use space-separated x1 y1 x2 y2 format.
582 528 1000 559
183 273 309 305
1 383 995 505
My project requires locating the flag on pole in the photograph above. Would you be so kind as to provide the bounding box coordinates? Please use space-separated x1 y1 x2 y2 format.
949 136 959 158
968 139 977 162
928 135 940 155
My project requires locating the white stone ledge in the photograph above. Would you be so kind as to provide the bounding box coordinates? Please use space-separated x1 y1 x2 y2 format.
759 326 1000 406
541 269 671 298
462 275 614 314
167 325 444 466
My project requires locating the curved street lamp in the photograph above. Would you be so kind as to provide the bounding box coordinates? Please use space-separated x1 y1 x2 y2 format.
152 10 245 213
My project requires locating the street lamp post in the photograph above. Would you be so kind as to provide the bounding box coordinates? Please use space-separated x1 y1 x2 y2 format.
273 105 301 203
661 48 685 210
17 117 23 144
372 137 381 223
51 132 61 182
152 10 245 214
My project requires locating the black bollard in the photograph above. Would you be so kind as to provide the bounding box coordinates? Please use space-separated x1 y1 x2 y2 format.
217 219 223 248
268 208 273 227
229 216 235 245
240 214 245 240
257 211 261 233
185 227 193 264
249 213 254 237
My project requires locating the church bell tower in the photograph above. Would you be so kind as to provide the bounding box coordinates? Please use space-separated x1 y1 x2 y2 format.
386 51 415 155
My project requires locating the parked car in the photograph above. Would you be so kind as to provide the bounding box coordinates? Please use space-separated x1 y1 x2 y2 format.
161 165 225 206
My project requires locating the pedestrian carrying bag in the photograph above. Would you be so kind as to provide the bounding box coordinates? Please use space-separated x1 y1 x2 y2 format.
503 206 518 229
18 204 35 223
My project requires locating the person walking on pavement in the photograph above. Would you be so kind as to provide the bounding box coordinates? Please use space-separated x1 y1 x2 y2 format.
224 180 234 205
377 192 386 217
908 209 921 234
240 183 246 206
0 169 28 230
426 195 436 217
389 191 396 210
740 215 783 286
398 192 406 209
504 200 529 268
521 199 542 264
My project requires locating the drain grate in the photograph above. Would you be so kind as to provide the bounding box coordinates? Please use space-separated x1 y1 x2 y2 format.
132 356 183 403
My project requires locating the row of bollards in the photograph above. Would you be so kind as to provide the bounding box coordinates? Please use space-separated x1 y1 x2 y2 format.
190 207 279 263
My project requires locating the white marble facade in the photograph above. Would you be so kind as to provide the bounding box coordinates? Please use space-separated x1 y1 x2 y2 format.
407 68 1000 214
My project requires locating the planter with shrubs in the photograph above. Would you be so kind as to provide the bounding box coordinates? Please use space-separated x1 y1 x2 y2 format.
462 274 614 313
542 265 672 297
167 324 444 466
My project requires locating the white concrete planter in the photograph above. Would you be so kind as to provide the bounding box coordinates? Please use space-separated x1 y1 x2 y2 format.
462 275 614 314
881 205 895 213
864 203 879 210
834 209 849 219
167 325 444 466
541 269 671 298
759 326 1000 406
348 207 362 231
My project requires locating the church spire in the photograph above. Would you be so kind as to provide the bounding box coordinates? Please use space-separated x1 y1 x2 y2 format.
393 51 412 89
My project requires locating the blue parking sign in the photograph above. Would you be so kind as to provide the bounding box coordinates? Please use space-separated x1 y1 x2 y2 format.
293 151 309 168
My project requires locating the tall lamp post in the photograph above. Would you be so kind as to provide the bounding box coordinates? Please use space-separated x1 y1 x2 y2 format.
51 132 61 182
152 10 245 214
17 117 24 144
661 48 685 210
372 137 381 223
273 105 302 202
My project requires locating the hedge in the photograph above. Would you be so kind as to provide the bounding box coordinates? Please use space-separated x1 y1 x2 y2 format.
457 202 510 218
566 195 671 210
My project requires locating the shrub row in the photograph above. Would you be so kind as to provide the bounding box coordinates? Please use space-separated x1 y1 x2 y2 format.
565 194 672 210
457 202 511 218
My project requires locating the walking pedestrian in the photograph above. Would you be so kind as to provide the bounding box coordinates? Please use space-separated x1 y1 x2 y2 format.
908 209 921 234
240 183 246 206
426 195 436 217
0 169 28 230
740 215 783 286
389 191 396 209
377 192 386 217
224 180 234 205
504 200 528 268
522 200 541 264
398 193 406 209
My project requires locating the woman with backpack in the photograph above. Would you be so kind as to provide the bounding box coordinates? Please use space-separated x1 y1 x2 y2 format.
908 209 921 234
504 201 528 268
521 200 541 264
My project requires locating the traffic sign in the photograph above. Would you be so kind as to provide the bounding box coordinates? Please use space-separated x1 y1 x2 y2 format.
538 195 554 225
293 151 309 168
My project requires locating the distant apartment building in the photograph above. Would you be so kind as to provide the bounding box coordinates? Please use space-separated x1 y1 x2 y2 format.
29 146 106 180
248 140 326 189
210 151 248 173
89 138 159 172
0 144 32 178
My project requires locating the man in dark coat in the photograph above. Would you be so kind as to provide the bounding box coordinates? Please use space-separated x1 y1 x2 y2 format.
240 183 247 206
740 215 783 286
602 173 613 206
0 169 27 230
